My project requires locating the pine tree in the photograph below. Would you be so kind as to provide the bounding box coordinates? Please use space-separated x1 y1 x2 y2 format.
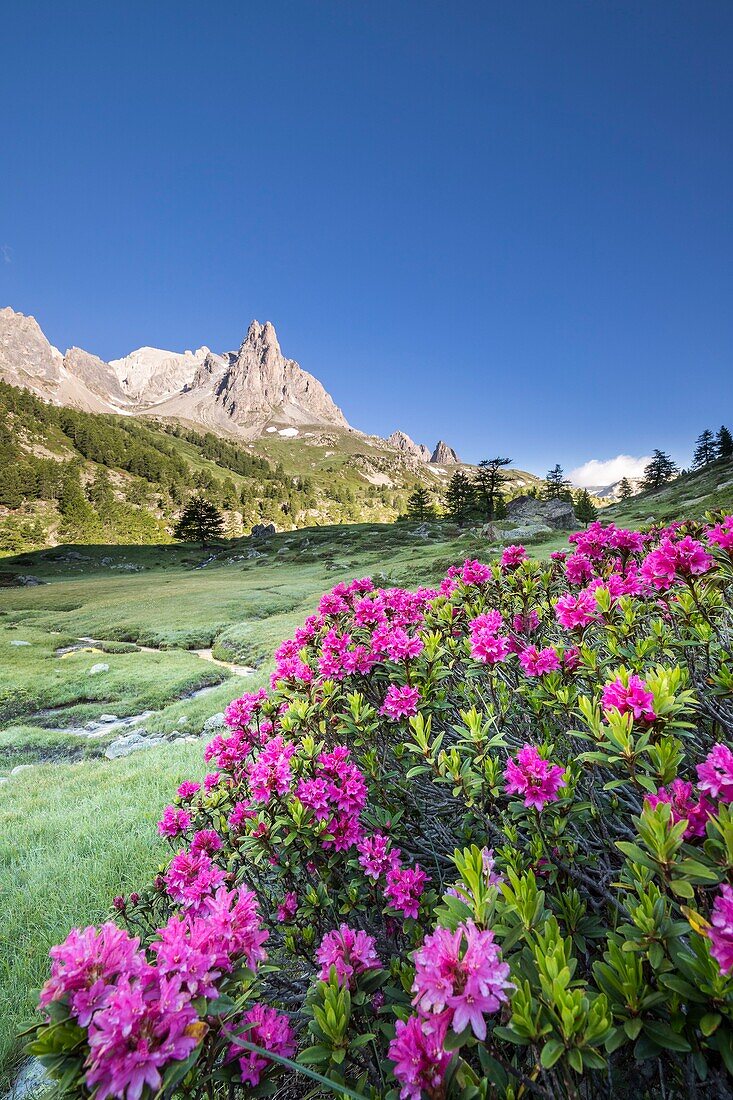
174 495 225 546
617 477 633 501
716 425 733 460
643 450 679 490
575 489 598 527
544 464 572 501
58 471 102 543
474 457 511 519
406 486 435 521
445 471 475 524
692 430 717 469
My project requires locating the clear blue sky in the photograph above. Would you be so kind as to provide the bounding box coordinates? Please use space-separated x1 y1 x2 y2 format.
1 2 731 478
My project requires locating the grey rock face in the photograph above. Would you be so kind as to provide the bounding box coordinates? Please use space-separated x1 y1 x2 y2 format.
88 662 110 675
430 440 460 465
506 496 577 530
216 321 348 431
387 431 431 462
0 306 62 397
105 732 165 759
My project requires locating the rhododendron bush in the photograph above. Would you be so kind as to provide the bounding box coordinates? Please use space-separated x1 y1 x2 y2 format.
27 516 733 1099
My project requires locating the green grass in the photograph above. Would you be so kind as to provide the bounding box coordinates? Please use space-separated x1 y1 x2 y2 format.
0 744 204 1083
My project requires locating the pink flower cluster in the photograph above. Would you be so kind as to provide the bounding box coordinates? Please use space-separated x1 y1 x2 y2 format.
389 919 512 1099
381 684 420 720
505 744 566 811
554 588 598 630
519 645 560 677
708 884 733 976
357 831 428 919
697 743 733 803
469 612 509 665
297 745 367 851
707 515 733 551
501 544 527 570
228 1002 296 1087
602 674 657 723
40 886 269 1100
645 780 712 839
316 923 381 986
641 536 713 590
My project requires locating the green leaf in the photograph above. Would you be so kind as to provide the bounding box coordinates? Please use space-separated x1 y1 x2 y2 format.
540 1039 564 1068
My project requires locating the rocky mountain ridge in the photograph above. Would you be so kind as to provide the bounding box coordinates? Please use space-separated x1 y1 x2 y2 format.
1 306 463 459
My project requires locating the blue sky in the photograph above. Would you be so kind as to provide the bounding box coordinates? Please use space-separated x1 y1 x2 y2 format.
1 2 731 478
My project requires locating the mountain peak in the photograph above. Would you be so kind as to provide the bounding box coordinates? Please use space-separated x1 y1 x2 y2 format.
387 430 432 462
430 440 460 465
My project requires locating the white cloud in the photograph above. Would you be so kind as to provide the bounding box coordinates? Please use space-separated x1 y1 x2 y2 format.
1 244 11 264
569 454 650 488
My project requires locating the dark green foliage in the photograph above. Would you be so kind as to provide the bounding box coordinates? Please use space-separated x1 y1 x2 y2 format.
406 485 435 521
474 457 511 519
574 488 598 526
643 449 679 490
693 429 717 469
173 495 225 545
617 477 634 500
544 463 573 501
716 425 733 460
444 470 475 524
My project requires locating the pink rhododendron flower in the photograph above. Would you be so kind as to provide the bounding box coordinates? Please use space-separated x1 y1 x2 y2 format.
562 646 581 671
388 1013 452 1100
190 829 223 856
200 886 269 970
385 864 428 919
227 1003 296 1088
708 884 733 976
512 610 539 634
40 924 147 1027
85 973 199 1100
381 684 420 720
645 780 712 839
697 743 733 803
554 589 598 629
460 559 491 585
157 805 192 839
707 515 733 551
470 629 509 664
565 553 595 585
176 781 200 801
247 736 296 802
504 745 566 810
277 892 298 923
152 914 223 999
471 610 504 634
358 833 402 880
412 919 512 1039
601 675 656 723
316 924 381 986
164 850 226 913
224 689 268 731
501 544 527 569
519 645 561 677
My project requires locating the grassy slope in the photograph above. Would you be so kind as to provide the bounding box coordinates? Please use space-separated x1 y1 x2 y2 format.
601 457 733 526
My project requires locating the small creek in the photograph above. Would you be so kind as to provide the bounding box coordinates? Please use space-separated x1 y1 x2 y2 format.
2 639 254 779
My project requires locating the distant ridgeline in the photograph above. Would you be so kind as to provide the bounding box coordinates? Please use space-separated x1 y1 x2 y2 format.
0 381 414 552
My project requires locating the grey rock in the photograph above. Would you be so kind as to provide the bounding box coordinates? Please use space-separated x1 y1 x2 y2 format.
5 1056 49 1100
202 712 226 733
506 496 577 530
10 640 31 647
100 556 113 565
246 549 264 559
105 733 164 760
88 662 110 675
387 431 431 462
251 523 276 539
430 440 460 465
99 714 119 722
16 575 45 586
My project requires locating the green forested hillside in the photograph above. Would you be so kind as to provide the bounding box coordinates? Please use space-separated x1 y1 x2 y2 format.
602 455 733 525
0 382 424 552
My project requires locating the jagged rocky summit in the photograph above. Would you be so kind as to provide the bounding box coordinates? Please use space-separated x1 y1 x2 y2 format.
430 440 460 465
386 430 432 463
0 308 350 437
